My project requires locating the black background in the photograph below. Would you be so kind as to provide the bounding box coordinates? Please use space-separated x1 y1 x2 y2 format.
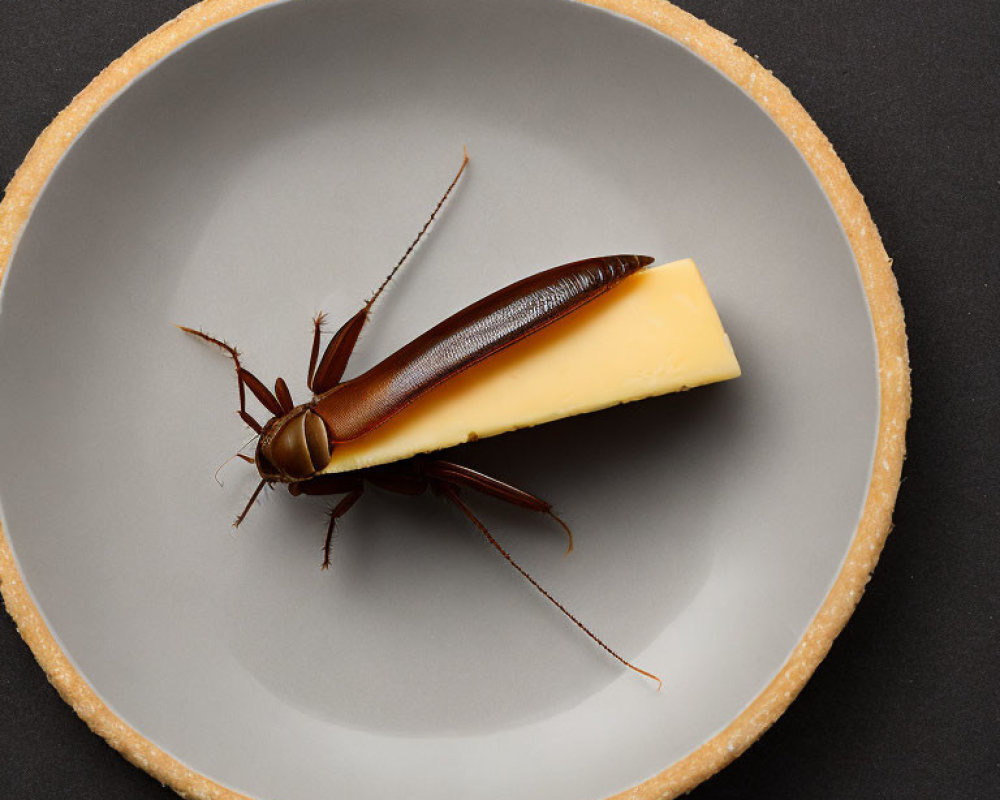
1 1 997 798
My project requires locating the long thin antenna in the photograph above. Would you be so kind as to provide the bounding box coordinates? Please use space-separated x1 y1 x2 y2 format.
366 146 470 312
214 452 255 487
443 486 662 689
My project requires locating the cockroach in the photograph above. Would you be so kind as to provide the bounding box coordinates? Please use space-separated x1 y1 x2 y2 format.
180 150 660 686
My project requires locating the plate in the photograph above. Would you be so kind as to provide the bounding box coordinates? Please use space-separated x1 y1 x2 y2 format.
0 1 907 798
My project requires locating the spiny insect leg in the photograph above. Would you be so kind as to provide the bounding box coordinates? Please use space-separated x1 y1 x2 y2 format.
237 367 283 417
438 483 661 689
323 488 364 570
307 312 327 389
234 479 268 528
177 326 279 427
274 377 294 414
309 309 369 393
425 460 574 553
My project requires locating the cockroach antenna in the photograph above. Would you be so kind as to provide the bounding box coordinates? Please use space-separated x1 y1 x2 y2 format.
365 146 470 313
214 449 256 487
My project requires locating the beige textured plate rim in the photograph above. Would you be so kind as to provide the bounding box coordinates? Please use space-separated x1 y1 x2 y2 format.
0 1 909 798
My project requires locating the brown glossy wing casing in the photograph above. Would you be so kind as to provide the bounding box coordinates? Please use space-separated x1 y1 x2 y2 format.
312 254 654 442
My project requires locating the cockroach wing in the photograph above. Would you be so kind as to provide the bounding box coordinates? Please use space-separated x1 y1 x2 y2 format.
312 254 654 442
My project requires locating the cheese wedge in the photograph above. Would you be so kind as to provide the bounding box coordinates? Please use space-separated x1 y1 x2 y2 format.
322 258 739 473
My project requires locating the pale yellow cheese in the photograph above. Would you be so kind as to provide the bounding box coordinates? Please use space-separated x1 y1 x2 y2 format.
322 259 740 473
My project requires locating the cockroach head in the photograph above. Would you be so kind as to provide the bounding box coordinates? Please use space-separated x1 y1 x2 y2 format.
255 407 332 483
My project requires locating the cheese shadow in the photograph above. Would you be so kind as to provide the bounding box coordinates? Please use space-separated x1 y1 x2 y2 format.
229 379 742 736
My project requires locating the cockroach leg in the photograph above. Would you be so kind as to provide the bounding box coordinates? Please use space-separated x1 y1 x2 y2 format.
177 325 280 422
310 309 369 394
177 326 248 411
274 377 293 414
425 460 574 554
238 410 263 435
307 313 327 388
309 147 471 395
439 483 661 689
238 368 283 417
322 488 364 569
234 479 268 528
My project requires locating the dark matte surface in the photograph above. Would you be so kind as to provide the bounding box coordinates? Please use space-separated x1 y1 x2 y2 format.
0 1 996 798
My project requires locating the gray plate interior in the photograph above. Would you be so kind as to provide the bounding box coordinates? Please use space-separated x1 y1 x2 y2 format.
0 1 877 798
